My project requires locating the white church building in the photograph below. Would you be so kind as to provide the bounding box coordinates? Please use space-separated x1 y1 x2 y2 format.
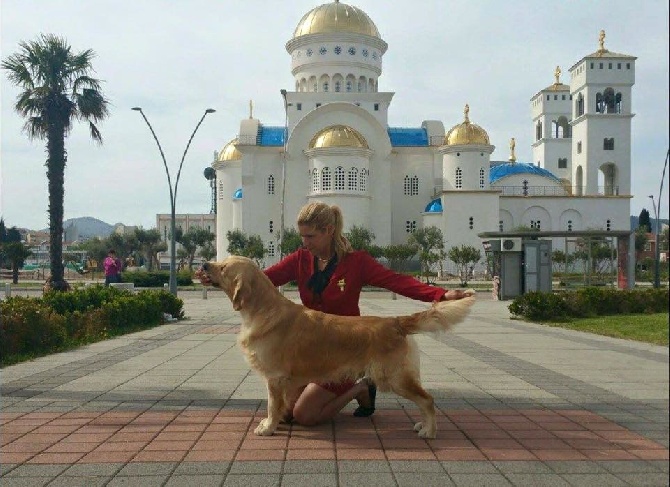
212 0 635 273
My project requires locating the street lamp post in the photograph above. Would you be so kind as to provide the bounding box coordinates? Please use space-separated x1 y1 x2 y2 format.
648 195 660 288
132 107 216 295
279 89 289 260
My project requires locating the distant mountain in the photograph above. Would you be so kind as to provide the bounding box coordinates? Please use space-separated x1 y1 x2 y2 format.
40 216 114 241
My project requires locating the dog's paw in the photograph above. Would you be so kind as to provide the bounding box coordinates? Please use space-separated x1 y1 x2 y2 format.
414 421 436 439
254 419 276 436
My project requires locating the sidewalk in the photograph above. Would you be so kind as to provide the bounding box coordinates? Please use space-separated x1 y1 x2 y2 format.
1 290 668 486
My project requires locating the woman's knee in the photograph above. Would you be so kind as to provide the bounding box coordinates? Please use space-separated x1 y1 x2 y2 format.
292 405 320 426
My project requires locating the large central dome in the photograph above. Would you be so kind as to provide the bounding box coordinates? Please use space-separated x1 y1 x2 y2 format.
293 1 380 39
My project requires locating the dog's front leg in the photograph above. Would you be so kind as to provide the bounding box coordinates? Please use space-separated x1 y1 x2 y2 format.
254 378 285 436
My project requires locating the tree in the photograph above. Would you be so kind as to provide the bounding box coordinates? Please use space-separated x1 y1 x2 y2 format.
382 243 418 272
134 228 166 271
408 226 445 283
447 245 481 286
226 230 266 266
345 225 383 258
198 241 217 262
634 226 649 259
175 227 215 270
279 227 302 257
638 208 652 232
2 34 109 291
3 242 32 283
0 223 25 274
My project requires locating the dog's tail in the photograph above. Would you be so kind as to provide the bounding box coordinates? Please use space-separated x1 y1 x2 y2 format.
400 292 476 335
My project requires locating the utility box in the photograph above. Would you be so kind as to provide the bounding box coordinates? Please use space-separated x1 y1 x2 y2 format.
500 251 523 300
523 240 552 293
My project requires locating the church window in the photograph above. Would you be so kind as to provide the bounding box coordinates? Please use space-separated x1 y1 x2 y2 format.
558 158 567 169
334 81 341 92
590 62 594 69
267 241 275 257
567 220 573 231
606 219 611 231
357 81 363 92
603 138 614 150
312 168 319 192
218 180 224 200
269 221 274 233
562 94 566 100
316 103 321 107
576 93 584 116
267 175 275 194
455 168 463 189
577 141 582 154
296 103 302 111
626 63 630 69
372 52 378 60
374 103 379 111
499 220 504 232
346 80 353 92
319 47 327 55
362 48 369 57
536 121 542 141
334 46 342 55
335 166 345 190
403 175 411 195
546 95 550 100
306 48 313 57
617 62 621 69
322 167 331 191
522 180 529 196
531 220 541 230
479 168 485 188
347 167 358 191
599 63 603 69
609 62 612 69
411 175 419 195
469 217 474 230
348 47 356 55
323 82 329 92
405 220 417 233
615 92 622 113
360 169 368 192
554 95 558 100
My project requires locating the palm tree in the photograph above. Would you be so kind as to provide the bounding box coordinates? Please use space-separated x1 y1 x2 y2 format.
2 34 109 291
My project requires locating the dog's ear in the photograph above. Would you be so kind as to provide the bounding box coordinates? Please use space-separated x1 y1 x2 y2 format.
231 278 248 311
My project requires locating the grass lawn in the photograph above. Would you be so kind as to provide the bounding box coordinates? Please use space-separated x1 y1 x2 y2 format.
540 313 669 346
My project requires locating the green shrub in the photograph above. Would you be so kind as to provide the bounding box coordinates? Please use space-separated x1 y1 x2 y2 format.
510 288 669 321
0 297 67 359
149 290 185 319
41 284 127 314
508 291 568 321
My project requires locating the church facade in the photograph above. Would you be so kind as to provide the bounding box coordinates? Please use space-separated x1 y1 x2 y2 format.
212 0 635 272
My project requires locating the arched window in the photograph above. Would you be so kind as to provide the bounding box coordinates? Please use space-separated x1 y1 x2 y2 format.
455 168 463 189
321 167 331 191
360 169 368 192
312 168 319 192
615 92 622 113
479 168 485 188
334 80 341 92
536 121 542 141
345 80 352 92
347 167 358 191
596 92 604 113
335 166 345 190
603 88 616 113
323 81 329 92
267 175 275 195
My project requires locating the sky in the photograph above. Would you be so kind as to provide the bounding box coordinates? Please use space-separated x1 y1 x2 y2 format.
1 0 668 232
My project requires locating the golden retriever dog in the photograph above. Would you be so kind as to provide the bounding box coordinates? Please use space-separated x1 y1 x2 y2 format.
200 256 475 438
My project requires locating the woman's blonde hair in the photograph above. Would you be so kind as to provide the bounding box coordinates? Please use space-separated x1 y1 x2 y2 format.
297 202 353 261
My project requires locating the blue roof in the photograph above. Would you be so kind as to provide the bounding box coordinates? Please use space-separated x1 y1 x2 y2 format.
258 126 285 146
387 127 429 147
425 198 442 213
490 163 560 184
233 188 243 199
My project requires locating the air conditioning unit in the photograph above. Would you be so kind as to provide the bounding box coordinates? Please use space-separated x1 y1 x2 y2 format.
501 237 522 252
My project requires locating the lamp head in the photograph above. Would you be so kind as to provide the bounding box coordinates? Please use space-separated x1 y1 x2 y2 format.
205 108 216 114
131 107 142 111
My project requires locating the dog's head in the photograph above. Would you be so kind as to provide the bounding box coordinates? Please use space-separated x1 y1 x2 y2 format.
200 256 259 311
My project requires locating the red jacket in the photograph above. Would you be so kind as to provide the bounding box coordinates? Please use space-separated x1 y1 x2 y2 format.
264 248 446 316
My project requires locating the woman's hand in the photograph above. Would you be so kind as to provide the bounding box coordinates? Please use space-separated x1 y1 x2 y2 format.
194 267 213 287
440 289 474 301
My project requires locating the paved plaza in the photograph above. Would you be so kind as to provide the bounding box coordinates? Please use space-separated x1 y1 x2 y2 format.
1 289 668 486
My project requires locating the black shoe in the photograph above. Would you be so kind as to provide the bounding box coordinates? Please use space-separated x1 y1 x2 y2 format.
353 383 376 417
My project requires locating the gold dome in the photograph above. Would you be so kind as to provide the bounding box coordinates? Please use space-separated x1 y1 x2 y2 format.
217 138 242 162
309 125 369 149
445 104 490 146
293 1 380 39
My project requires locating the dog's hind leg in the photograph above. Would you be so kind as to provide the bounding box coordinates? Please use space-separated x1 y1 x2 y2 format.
254 378 286 436
390 373 437 439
